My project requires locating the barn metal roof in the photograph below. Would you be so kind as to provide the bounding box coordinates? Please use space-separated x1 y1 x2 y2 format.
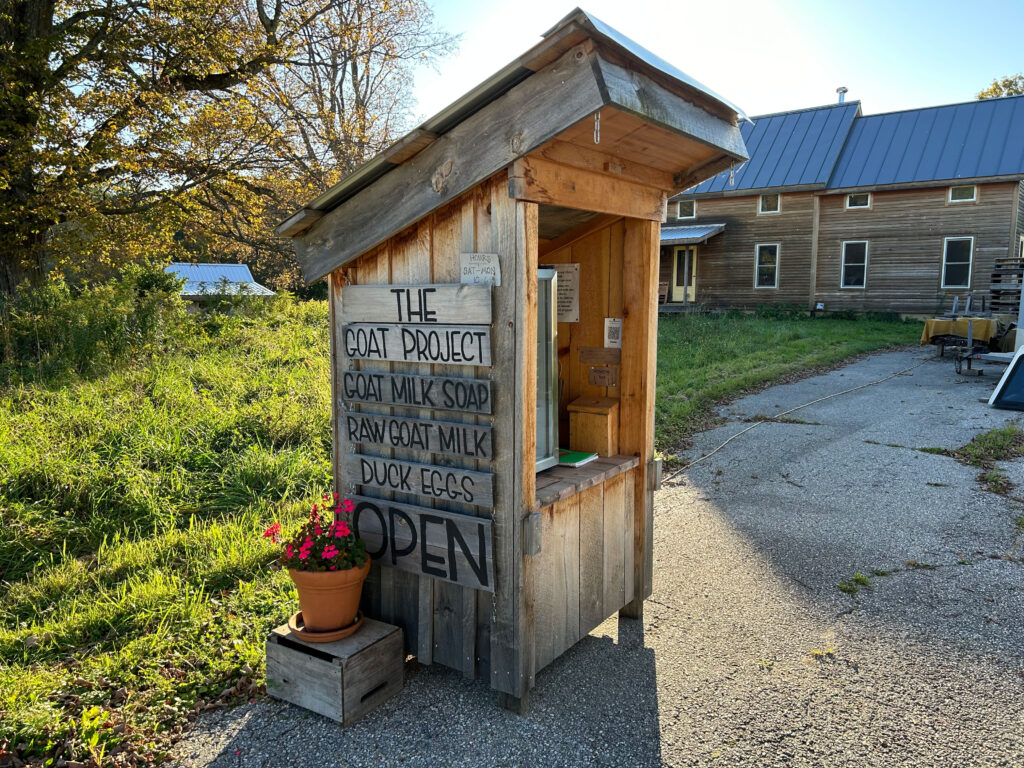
828 94 1024 189
165 263 275 297
660 223 726 245
684 102 861 196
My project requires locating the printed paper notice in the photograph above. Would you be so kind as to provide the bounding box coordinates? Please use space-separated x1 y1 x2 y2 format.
460 253 501 286
604 318 622 348
552 263 580 323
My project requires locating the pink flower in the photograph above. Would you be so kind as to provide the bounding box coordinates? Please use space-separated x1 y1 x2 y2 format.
262 522 281 542
298 551 309 560
322 544 339 560
334 521 350 538
333 492 339 500
285 544 294 558
313 525 322 536
341 499 354 514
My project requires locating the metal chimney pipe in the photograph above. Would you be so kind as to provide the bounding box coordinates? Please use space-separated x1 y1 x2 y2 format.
836 86 848 104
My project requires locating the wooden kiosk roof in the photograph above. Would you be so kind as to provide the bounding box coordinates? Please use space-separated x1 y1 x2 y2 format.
278 8 749 282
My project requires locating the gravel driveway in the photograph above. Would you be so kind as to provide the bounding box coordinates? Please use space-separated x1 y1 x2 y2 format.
174 347 1024 767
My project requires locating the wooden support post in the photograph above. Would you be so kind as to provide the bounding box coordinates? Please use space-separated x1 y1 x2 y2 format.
809 195 820 310
618 219 658 620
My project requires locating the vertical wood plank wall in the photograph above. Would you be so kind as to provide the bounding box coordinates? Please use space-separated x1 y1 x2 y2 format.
331 173 528 697
540 219 627 443
532 468 635 672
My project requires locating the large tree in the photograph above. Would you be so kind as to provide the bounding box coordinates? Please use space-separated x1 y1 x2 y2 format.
977 74 1024 99
0 0 454 297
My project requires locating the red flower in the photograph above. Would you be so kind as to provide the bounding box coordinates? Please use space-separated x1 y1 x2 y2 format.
262 522 282 542
341 499 354 514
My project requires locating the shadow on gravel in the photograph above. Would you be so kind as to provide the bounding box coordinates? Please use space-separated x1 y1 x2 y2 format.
187 616 661 768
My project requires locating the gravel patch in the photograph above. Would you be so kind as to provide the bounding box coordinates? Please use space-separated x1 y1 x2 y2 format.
174 348 1024 767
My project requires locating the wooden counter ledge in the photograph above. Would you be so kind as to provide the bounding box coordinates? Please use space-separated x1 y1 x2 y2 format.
534 454 640 510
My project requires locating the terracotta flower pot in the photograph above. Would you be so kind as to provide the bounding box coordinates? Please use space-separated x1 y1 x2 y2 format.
288 560 370 633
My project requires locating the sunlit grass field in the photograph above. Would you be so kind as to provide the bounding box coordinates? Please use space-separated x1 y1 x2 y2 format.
0 297 918 765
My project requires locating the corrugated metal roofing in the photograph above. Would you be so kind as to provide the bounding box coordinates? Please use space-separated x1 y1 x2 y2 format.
660 223 726 245
165 263 275 297
685 102 860 195
828 95 1024 189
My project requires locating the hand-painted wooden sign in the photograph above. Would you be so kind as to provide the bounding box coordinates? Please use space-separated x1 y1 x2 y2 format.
341 371 492 414
342 324 491 366
347 454 494 508
343 410 492 459
350 495 494 592
340 284 491 325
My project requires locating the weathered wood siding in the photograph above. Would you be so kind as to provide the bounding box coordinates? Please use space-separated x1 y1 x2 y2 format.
660 192 816 308
540 218 625 442
814 182 1017 313
532 468 636 673
329 172 531 695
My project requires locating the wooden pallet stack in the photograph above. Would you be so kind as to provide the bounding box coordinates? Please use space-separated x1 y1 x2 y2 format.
989 257 1024 315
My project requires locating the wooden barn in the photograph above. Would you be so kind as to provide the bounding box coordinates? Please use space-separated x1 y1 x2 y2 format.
276 9 748 709
659 96 1024 315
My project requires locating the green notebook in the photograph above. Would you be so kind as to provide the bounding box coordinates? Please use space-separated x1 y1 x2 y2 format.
558 449 598 468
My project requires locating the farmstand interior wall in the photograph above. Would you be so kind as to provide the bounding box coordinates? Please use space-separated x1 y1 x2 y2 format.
279 8 749 710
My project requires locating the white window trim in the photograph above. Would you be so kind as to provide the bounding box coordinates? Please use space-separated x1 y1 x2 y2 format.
677 200 696 220
840 240 869 290
941 236 974 289
845 192 871 210
948 185 977 203
754 243 780 289
758 194 781 215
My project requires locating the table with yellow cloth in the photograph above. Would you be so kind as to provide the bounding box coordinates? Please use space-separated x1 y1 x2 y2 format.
920 317 998 345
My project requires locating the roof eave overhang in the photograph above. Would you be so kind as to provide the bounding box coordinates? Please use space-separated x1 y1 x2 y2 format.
660 224 726 245
823 175 1024 195
283 23 748 284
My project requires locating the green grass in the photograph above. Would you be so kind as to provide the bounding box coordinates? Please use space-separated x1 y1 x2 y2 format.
0 299 919 765
0 295 331 765
655 312 919 456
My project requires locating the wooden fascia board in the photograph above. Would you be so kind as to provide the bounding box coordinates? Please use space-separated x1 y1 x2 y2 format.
274 208 324 237
591 52 748 163
673 155 742 194
293 43 605 284
510 155 666 222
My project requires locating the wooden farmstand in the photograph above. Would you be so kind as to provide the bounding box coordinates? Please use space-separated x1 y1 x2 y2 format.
277 9 748 711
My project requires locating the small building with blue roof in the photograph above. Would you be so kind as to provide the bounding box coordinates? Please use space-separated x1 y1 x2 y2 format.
660 94 1024 314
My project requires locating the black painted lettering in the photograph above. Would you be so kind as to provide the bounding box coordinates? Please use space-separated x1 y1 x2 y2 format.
352 502 388 559
473 429 488 457
420 515 447 578
388 506 417 565
460 475 475 503
437 425 458 454
391 376 409 405
446 520 488 588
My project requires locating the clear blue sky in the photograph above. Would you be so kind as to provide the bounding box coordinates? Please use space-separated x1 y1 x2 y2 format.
413 0 1024 120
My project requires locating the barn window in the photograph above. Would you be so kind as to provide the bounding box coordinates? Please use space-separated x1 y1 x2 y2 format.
536 268 559 472
942 237 974 289
841 241 869 289
758 193 780 214
677 200 696 219
949 185 977 203
754 243 779 288
846 192 871 209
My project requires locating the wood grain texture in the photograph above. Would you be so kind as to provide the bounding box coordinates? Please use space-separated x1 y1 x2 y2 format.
340 283 492 325
294 44 604 283
342 410 493 460
488 174 524 698
533 495 581 672
510 155 666 222
346 453 494 509
620 219 658 616
349 495 495 592
341 371 493 414
577 483 605 635
340 323 492 366
532 139 674 191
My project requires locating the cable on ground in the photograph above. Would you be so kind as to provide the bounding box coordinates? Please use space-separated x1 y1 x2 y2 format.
662 355 935 487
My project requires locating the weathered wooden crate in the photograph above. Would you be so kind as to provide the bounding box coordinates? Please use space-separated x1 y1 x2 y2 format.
266 619 404 725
